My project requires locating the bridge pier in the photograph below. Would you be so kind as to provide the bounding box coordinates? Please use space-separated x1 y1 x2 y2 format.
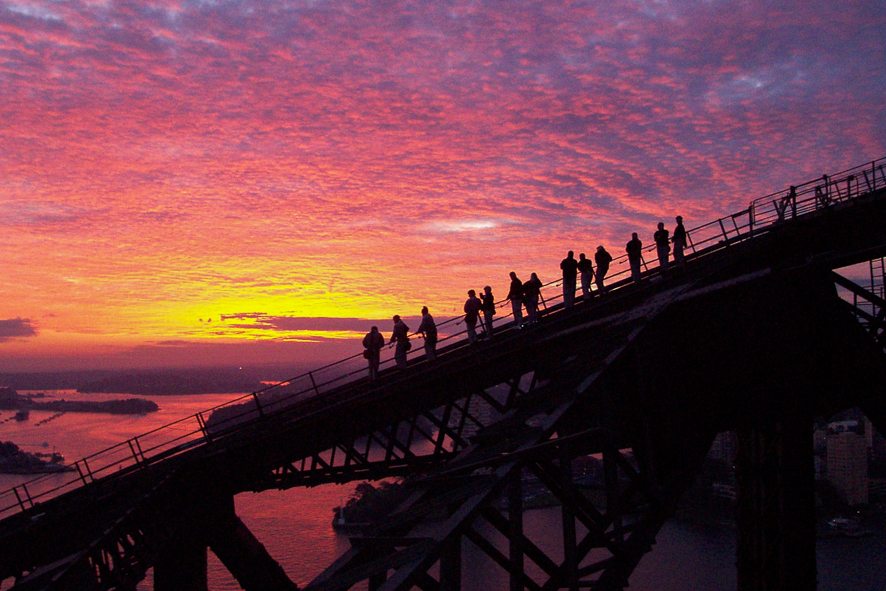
736 405 816 591
153 529 208 591
205 495 299 591
153 492 297 591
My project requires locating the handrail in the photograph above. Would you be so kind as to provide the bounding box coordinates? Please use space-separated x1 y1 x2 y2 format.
1 156 884 520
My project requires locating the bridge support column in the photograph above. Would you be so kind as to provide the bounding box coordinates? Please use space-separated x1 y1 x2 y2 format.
153 530 208 591
440 536 461 590
736 408 816 591
206 495 298 591
508 470 524 591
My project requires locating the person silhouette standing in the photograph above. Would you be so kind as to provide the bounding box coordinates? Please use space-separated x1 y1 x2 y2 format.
560 250 578 308
389 315 410 369
626 233 643 282
594 245 612 293
417 306 438 360
463 289 482 343
523 272 542 323
481 285 495 338
362 326 385 381
507 272 524 327
672 215 687 265
654 222 670 271
577 253 594 299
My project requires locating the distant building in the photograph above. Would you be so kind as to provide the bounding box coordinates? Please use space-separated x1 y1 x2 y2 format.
826 421 869 505
869 478 886 502
708 431 737 466
873 427 886 464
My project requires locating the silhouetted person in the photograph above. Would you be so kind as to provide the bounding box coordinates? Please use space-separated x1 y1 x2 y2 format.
560 250 578 307
523 272 542 323
464 289 482 343
507 271 524 326
481 285 495 338
577 253 594 299
626 233 643 282
362 326 385 381
653 222 670 271
389 315 410 369
594 245 612 292
672 215 687 265
417 306 437 360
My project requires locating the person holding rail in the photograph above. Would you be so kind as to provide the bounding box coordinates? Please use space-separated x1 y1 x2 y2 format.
672 216 687 265
463 289 482 343
417 306 438 360
481 285 496 338
560 250 579 307
595 245 612 292
626 233 643 282
389 315 410 369
577 253 594 299
654 222 670 271
362 326 385 381
507 271 524 327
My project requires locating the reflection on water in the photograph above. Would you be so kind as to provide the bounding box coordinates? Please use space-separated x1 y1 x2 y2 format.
2 392 885 590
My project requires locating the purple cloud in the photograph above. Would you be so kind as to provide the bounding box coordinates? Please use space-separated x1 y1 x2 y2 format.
0 318 37 341
218 313 427 333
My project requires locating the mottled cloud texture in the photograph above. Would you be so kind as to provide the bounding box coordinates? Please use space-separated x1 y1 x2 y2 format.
1 0 884 369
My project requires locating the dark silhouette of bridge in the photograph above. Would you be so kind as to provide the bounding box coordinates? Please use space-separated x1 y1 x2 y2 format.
2 158 886 591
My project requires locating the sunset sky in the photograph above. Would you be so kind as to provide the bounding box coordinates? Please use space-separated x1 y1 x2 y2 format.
1 0 885 371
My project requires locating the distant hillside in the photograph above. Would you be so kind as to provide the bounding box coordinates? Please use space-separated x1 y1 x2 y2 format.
76 370 264 395
0 387 158 414
0 371 113 390
0 364 339 395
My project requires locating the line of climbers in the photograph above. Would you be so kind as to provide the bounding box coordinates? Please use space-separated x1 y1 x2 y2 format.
361 215 687 381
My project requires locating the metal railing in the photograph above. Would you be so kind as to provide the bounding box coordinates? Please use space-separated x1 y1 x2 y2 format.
1 156 884 521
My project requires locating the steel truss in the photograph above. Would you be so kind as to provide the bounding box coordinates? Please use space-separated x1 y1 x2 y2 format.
833 269 886 350
305 378 713 591
9 476 176 591
306 282 707 591
265 374 541 489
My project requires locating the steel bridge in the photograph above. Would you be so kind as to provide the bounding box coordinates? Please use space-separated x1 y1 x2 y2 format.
2 159 886 591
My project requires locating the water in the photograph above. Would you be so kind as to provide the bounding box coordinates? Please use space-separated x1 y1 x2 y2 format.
2 391 885 590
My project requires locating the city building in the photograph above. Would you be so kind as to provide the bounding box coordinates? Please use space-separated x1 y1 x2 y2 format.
826 421 869 506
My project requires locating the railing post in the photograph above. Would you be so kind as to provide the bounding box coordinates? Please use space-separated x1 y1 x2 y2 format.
75 461 88 485
82 458 94 481
309 371 320 396
20 484 33 509
196 412 212 442
252 392 265 418
127 439 142 467
13 486 26 511
718 218 729 243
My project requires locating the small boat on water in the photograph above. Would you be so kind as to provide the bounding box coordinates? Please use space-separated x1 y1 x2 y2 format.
14 410 29 422
825 517 873 538
331 507 371 533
